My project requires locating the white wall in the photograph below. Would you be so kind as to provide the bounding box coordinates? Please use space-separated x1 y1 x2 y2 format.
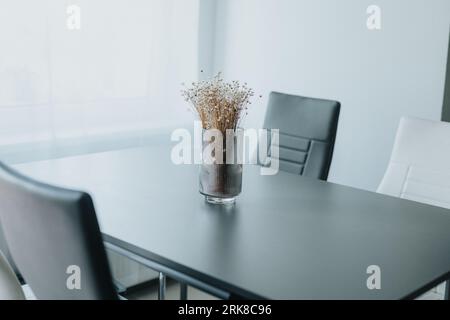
0 0 199 145
212 0 450 191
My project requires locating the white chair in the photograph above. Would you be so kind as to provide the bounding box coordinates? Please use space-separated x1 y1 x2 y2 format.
378 117 450 299
0 250 25 300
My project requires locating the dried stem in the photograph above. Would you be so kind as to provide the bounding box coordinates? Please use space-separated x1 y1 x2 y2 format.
181 73 254 134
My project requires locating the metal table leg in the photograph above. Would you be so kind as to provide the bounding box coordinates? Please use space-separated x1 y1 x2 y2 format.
158 272 166 300
445 280 450 300
180 282 188 300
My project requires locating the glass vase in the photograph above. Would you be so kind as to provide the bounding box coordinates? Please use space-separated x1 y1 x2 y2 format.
199 129 243 204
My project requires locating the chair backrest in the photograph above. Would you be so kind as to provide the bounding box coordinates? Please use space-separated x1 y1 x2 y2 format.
378 117 450 209
0 162 117 300
262 92 340 180
0 250 25 300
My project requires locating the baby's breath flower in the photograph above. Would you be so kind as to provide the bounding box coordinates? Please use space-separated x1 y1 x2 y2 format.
181 72 254 134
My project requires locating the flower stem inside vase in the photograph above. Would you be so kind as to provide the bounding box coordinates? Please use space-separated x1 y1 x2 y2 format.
199 129 243 205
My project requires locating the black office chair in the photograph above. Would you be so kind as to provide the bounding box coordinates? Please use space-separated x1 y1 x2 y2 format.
261 92 340 180
0 162 118 300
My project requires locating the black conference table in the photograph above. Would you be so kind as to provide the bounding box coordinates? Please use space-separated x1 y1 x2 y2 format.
13 139 450 300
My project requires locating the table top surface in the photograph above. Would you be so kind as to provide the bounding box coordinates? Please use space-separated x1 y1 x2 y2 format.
13 139 450 299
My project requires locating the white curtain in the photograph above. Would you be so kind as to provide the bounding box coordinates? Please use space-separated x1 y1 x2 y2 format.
0 0 200 145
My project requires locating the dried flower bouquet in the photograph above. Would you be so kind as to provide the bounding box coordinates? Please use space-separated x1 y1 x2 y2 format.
181 73 254 134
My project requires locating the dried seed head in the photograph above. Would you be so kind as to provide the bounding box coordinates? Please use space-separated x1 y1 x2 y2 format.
180 72 255 134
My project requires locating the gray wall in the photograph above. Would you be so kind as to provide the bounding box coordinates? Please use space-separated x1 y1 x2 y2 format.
211 0 450 191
